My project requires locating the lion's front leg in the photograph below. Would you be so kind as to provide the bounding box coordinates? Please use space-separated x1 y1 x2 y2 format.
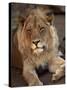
23 70 43 86
48 57 65 81
23 61 43 86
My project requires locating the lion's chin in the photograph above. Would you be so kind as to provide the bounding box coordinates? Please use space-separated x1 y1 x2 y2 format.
33 48 44 55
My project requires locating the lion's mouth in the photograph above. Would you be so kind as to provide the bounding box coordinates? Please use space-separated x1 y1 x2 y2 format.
33 48 44 53
35 46 45 51
32 46 46 54
31 43 48 54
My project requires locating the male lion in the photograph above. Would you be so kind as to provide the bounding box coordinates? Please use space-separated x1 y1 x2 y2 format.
13 7 65 86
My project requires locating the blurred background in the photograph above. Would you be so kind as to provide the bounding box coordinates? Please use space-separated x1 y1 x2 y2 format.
10 3 65 87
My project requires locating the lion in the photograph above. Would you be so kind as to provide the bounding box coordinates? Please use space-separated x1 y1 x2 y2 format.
13 7 65 86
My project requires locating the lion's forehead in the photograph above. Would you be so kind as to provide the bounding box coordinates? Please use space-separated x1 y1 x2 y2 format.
26 14 48 30
26 9 48 24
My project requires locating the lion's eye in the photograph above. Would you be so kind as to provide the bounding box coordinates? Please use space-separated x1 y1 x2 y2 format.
40 27 47 36
40 27 45 32
27 29 31 33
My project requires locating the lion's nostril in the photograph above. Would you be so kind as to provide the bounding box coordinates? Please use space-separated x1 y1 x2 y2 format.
33 40 40 46
42 46 45 49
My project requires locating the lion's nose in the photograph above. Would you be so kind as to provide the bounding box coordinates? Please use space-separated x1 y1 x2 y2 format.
33 40 40 46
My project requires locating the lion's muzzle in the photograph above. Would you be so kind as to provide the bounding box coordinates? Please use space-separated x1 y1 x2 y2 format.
31 40 48 55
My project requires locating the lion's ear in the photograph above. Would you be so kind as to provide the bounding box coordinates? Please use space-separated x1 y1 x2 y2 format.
46 12 54 25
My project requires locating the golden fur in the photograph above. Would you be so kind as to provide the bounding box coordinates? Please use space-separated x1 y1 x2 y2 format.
13 8 65 86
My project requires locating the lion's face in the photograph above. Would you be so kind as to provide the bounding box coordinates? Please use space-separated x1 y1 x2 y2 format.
27 17 51 55
20 9 57 55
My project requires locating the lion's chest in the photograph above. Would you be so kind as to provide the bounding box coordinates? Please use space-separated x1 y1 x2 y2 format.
35 58 48 74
